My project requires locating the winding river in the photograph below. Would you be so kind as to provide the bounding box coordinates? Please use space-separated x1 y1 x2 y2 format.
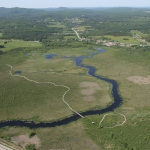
0 48 122 128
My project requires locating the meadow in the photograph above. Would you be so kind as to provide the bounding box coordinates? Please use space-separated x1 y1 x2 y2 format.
0 46 112 123
1 43 150 150
0 39 41 51
104 35 140 44
83 46 150 149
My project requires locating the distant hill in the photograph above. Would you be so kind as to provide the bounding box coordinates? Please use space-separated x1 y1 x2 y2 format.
0 7 43 18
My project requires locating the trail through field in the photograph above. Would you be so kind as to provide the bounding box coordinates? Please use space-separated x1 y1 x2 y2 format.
6 64 84 118
72 28 84 41
99 113 126 128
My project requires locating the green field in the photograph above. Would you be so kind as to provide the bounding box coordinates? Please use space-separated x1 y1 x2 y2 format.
104 35 140 44
0 40 41 51
48 22 66 28
77 26 92 31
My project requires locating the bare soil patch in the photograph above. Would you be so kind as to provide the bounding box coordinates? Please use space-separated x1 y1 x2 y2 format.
80 82 101 101
127 76 150 85
11 134 41 149
83 96 95 101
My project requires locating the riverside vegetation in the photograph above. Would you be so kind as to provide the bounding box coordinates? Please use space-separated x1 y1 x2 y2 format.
0 7 150 150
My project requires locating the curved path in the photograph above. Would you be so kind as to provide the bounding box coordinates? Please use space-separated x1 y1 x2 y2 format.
99 113 126 128
6 64 84 118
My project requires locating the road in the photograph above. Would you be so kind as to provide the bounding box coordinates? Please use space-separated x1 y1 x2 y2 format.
72 28 83 41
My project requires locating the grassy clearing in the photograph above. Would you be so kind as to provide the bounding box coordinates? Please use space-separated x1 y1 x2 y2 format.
0 33 2 37
0 40 41 51
104 35 140 44
48 22 66 28
77 26 92 31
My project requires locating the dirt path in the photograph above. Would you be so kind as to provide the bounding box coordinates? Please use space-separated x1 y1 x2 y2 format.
6 64 84 118
99 113 126 128
72 28 83 41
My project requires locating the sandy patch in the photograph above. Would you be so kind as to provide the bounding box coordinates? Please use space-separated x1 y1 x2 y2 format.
11 134 41 149
127 76 150 85
81 89 96 95
80 82 101 101
83 96 95 101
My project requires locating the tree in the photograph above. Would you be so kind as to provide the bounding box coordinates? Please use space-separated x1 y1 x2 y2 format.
0 50 3 55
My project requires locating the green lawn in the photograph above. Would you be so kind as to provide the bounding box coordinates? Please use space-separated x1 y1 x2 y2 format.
0 39 42 51
64 35 77 39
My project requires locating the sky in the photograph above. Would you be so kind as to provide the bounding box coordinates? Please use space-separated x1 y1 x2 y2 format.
1 0 150 8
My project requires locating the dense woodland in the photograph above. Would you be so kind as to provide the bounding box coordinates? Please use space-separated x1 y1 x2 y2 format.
0 7 150 42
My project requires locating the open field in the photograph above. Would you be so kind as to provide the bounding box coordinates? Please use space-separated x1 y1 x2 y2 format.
48 22 67 28
104 35 140 44
0 40 41 51
77 26 92 31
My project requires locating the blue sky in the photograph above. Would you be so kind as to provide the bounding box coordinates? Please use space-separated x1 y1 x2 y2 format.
1 0 150 8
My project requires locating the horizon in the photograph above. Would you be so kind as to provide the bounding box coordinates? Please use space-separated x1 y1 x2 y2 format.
1 0 150 8
1 6 150 9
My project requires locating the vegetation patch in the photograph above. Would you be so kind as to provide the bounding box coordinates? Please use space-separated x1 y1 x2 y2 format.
11 134 41 149
0 40 41 51
127 76 150 85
